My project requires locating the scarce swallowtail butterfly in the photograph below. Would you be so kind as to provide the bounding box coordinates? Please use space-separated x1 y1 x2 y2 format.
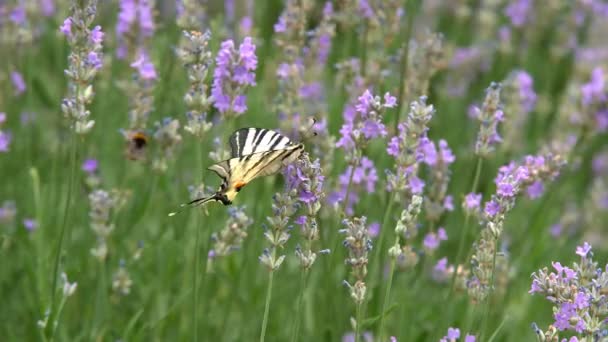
169 127 305 216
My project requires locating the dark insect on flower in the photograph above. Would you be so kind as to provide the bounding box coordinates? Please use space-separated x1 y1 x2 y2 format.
125 131 149 160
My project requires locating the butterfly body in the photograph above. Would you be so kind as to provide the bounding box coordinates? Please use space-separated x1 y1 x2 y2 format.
185 128 304 208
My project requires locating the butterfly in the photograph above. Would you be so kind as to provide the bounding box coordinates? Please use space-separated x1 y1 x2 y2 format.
169 127 305 216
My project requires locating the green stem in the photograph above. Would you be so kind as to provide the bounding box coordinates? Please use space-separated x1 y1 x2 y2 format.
393 0 417 132
371 194 395 287
47 133 77 340
355 301 363 342
192 214 202 342
448 157 483 296
481 235 499 340
291 271 309 342
259 270 275 342
192 140 204 342
378 257 397 341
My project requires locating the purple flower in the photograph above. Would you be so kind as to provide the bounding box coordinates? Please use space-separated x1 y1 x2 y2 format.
274 14 287 32
0 112 5 124
11 71 26 96
581 67 605 106
484 200 501 217
90 25 104 45
117 0 137 36
465 335 476 342
387 136 400 156
131 50 157 80
9 6 26 25
526 180 544 199
434 257 448 273
447 327 460 339
443 195 454 211
82 159 98 173
423 228 447 251
438 140 455 164
575 242 591 258
358 0 374 18
361 119 387 139
212 37 258 115
368 222 380 238
465 193 482 210
504 0 532 27
515 71 537 113
60 18 72 36
420 138 438 166
497 181 516 197
384 92 397 108
554 302 584 332
41 0 55 16
138 0 155 37
550 223 563 238
240 16 253 34
295 215 307 226
409 176 425 194
87 52 102 69
0 131 12 152
529 279 542 294
355 90 374 114
574 291 590 309
23 218 37 232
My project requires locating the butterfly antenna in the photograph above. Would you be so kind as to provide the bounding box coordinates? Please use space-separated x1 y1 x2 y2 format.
167 194 218 217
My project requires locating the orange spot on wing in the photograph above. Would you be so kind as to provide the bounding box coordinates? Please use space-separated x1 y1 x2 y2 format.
234 181 247 191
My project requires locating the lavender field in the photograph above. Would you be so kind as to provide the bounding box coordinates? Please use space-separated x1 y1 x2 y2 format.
1 0 608 341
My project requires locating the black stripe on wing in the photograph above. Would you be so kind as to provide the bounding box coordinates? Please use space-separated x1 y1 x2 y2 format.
228 128 294 158
228 128 251 158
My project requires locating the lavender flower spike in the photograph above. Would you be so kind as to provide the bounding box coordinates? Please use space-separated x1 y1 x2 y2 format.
342 216 372 305
474 82 503 157
60 0 104 135
177 30 214 137
211 36 258 118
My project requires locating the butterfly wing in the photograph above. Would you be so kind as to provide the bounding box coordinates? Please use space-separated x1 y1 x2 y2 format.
207 143 305 191
228 128 293 158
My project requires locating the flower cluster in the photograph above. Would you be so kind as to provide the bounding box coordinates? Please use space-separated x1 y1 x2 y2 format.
59 0 104 134
210 206 253 257
421 138 456 222
177 30 214 138
469 151 566 302
341 216 372 305
286 153 327 270
176 0 206 31
501 70 537 152
530 243 608 340
119 49 157 160
337 89 395 164
112 260 133 296
439 327 476 342
388 195 422 269
386 97 435 196
403 32 446 103
579 67 608 134
152 118 182 172
259 186 298 271
89 189 115 262
211 37 258 117
473 82 503 157
116 0 155 59
329 156 378 215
